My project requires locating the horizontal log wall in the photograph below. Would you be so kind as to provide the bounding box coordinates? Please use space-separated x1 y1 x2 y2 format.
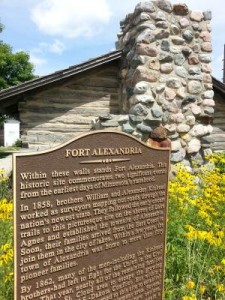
210 93 225 151
19 64 120 150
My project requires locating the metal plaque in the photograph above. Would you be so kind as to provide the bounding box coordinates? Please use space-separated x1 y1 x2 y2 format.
14 130 170 300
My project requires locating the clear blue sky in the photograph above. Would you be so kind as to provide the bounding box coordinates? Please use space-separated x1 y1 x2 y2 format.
0 0 224 80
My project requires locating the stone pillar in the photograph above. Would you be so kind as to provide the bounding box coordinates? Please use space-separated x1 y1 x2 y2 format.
117 0 213 167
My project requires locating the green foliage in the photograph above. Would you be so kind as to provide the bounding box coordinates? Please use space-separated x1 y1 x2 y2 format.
0 43 36 90
0 205 13 300
0 20 4 33
0 114 8 128
0 21 36 90
0 170 13 300
165 157 225 299
0 170 12 199
12 139 22 148
209 152 225 174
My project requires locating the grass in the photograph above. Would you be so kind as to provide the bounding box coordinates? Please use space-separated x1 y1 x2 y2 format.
0 152 11 159
0 146 21 159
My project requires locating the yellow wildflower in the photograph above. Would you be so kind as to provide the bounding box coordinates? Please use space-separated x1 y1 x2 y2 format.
182 294 197 300
199 284 206 294
186 280 195 290
0 243 13 266
217 284 225 292
0 199 13 220
4 272 14 283
197 230 208 240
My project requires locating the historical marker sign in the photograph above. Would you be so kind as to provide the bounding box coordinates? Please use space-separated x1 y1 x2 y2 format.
14 131 170 300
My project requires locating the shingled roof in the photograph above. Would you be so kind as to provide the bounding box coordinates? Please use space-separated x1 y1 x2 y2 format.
212 76 225 96
0 50 122 109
